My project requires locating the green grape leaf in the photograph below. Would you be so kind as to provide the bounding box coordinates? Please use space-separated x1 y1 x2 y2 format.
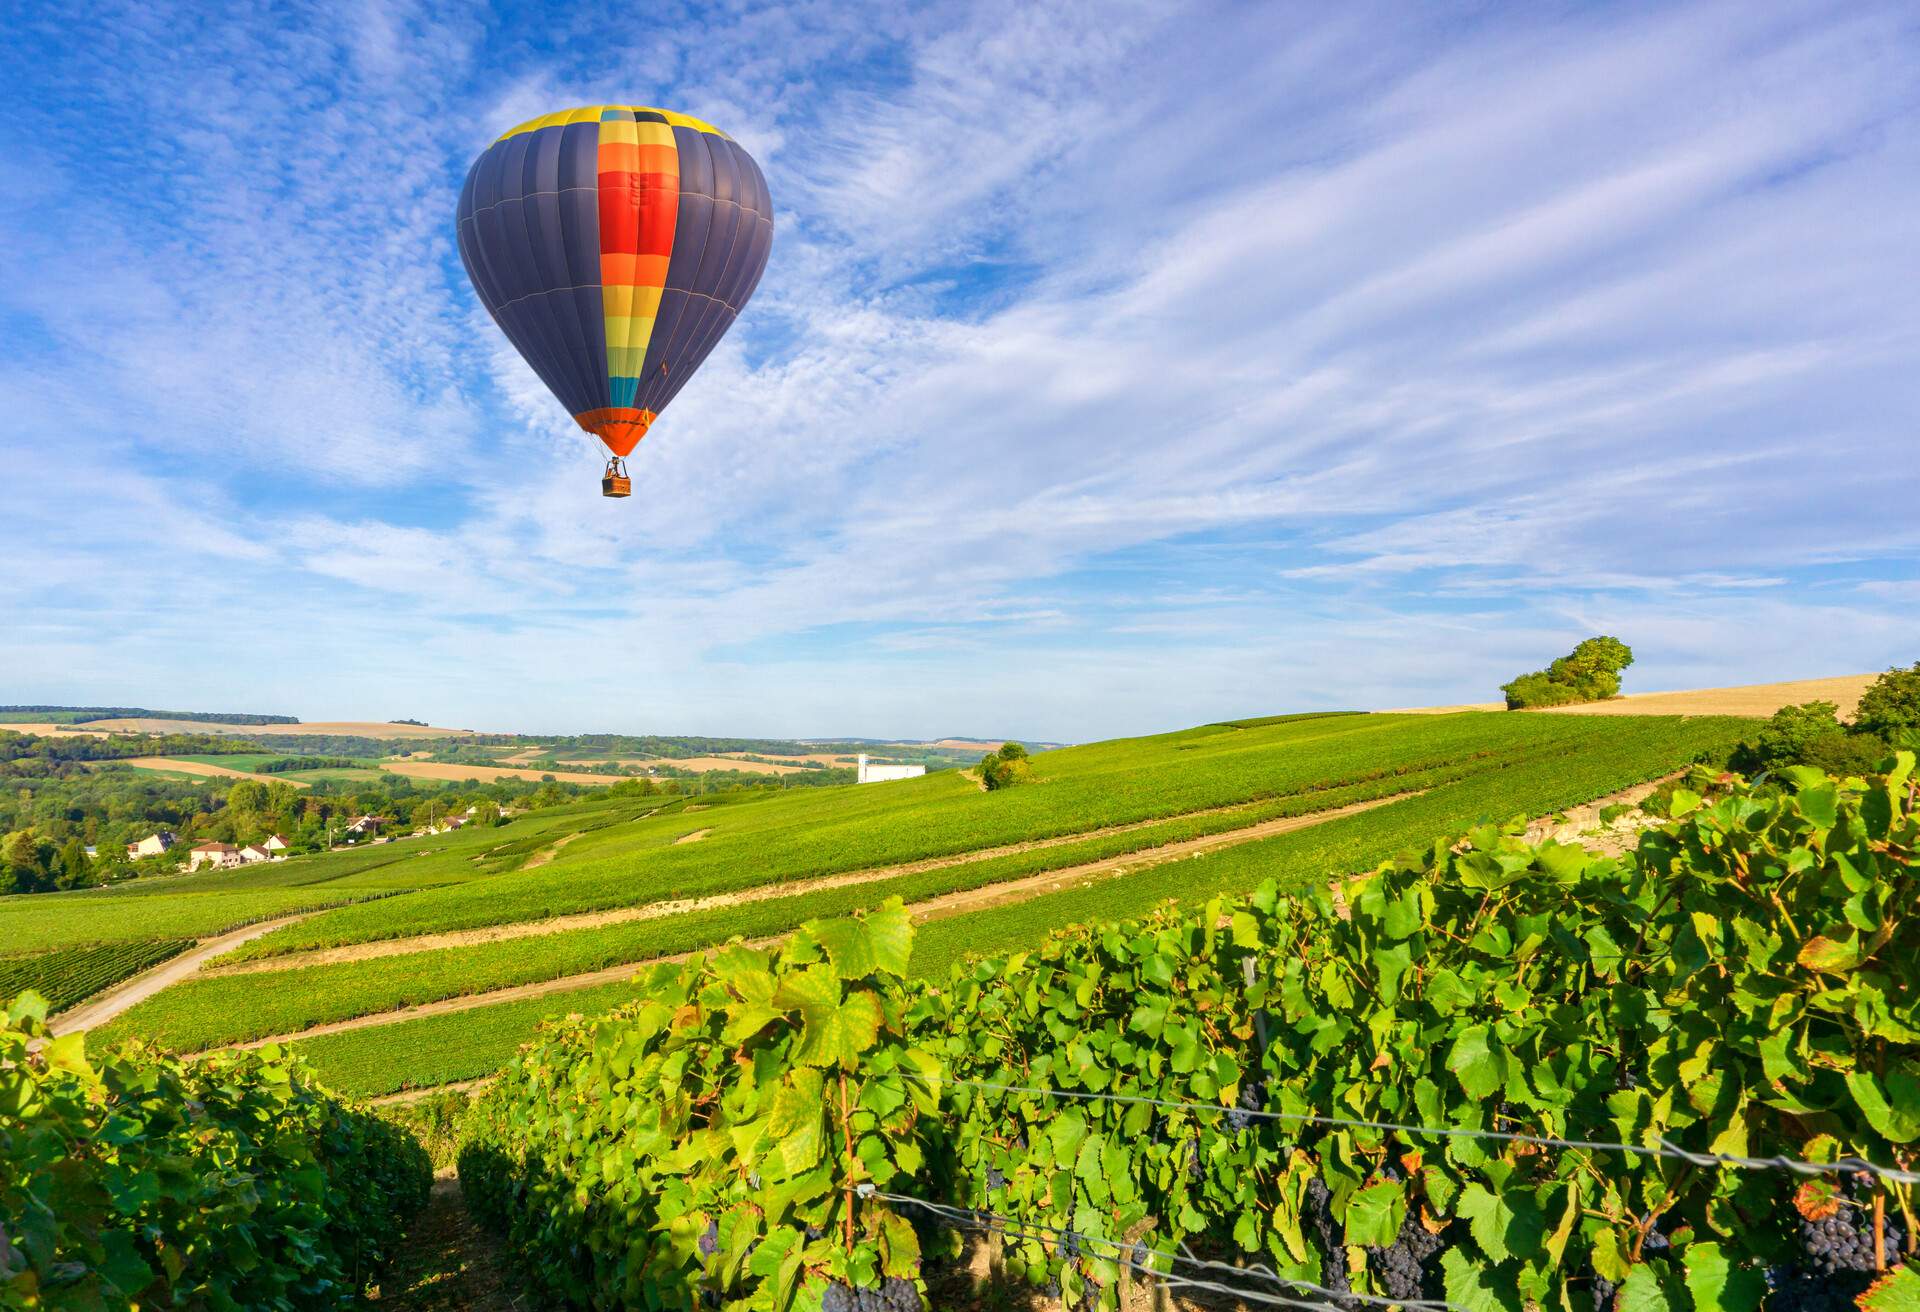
1682 1241 1764 1311
1448 1025 1504 1099
1458 1182 1543 1263
1859 1267 1920 1312
1343 1181 1407 1249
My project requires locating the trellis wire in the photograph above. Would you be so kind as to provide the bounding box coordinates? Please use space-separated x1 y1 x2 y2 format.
856 1185 1466 1312
914 1073 1920 1186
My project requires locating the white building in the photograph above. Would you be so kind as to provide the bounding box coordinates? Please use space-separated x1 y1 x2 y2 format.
239 844 271 863
187 842 241 870
263 834 291 852
126 831 176 859
856 754 927 784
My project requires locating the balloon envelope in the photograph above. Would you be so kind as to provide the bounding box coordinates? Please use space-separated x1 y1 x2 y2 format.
457 106 774 457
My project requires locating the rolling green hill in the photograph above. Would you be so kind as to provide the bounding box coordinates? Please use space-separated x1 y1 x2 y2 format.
22 710 1747 1097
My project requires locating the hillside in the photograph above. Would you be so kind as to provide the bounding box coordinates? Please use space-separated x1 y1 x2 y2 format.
2 709 1750 1104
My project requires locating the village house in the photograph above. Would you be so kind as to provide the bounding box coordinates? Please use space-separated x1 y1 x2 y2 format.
239 844 272 863
125 831 177 859
263 834 291 852
186 841 241 870
345 815 387 837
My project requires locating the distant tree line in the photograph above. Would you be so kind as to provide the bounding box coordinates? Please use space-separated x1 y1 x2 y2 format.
255 756 359 773
0 705 300 725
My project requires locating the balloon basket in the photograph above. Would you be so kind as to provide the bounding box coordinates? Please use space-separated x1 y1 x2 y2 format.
601 456 631 499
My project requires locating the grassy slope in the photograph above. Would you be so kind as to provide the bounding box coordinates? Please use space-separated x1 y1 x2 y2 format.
278 714 1745 1096
95 770 1464 1052
234 714 1630 959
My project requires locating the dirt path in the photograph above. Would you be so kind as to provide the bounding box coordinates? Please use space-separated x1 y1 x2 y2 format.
673 827 711 844
369 1076 497 1107
371 1174 517 1312
121 757 311 788
203 789 1397 977
49 912 319 1036
520 830 581 869
1519 769 1684 856
220 795 1407 1050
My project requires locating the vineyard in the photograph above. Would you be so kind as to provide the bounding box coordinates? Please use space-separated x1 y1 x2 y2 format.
0 938 190 1011
452 754 1919 1311
47 713 1745 1085
1 993 430 1306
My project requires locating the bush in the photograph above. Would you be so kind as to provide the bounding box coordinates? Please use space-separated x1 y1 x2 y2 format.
978 741 1033 790
0 994 430 1308
1732 692 1903 776
1856 662 1920 748
1503 636 1635 708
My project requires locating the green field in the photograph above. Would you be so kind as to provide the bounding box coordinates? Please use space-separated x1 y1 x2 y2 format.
51 711 1748 1093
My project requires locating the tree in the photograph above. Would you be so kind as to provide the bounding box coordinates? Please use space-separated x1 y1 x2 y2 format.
1503 636 1634 708
1853 661 1920 747
56 836 93 890
979 743 1032 791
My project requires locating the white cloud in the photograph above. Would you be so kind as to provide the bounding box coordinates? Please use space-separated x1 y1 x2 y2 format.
1 0 1916 738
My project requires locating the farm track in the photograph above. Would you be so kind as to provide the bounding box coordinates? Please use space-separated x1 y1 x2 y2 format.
368 1076 496 1107
203 787 1413 977
213 793 1408 1051
520 831 581 869
49 912 319 1036
373 1174 517 1312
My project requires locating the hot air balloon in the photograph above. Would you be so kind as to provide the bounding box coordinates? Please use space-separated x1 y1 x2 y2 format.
457 106 774 497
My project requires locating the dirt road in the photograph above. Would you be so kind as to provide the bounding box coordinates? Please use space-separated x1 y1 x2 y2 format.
49 912 319 1036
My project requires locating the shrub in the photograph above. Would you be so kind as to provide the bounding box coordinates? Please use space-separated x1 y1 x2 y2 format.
1855 662 1920 748
1503 636 1635 708
978 741 1032 790
0 994 430 1308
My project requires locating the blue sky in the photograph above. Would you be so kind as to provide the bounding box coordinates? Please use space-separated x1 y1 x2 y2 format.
2 0 1916 742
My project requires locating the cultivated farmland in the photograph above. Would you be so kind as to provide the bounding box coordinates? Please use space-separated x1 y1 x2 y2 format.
47 710 1753 1101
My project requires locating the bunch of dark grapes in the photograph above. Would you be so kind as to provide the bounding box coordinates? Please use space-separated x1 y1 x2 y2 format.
1640 1216 1670 1255
1799 1210 1905 1277
1227 1081 1264 1132
820 1277 918 1312
985 1165 1007 1193
1589 1272 1618 1312
698 1219 720 1257
1304 1177 1356 1308
1186 1133 1204 1182
1365 1210 1445 1304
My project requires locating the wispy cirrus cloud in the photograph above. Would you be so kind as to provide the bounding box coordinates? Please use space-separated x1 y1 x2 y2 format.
1 0 1915 739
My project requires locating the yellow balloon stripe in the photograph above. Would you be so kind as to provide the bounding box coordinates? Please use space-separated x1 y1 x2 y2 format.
496 104 731 142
